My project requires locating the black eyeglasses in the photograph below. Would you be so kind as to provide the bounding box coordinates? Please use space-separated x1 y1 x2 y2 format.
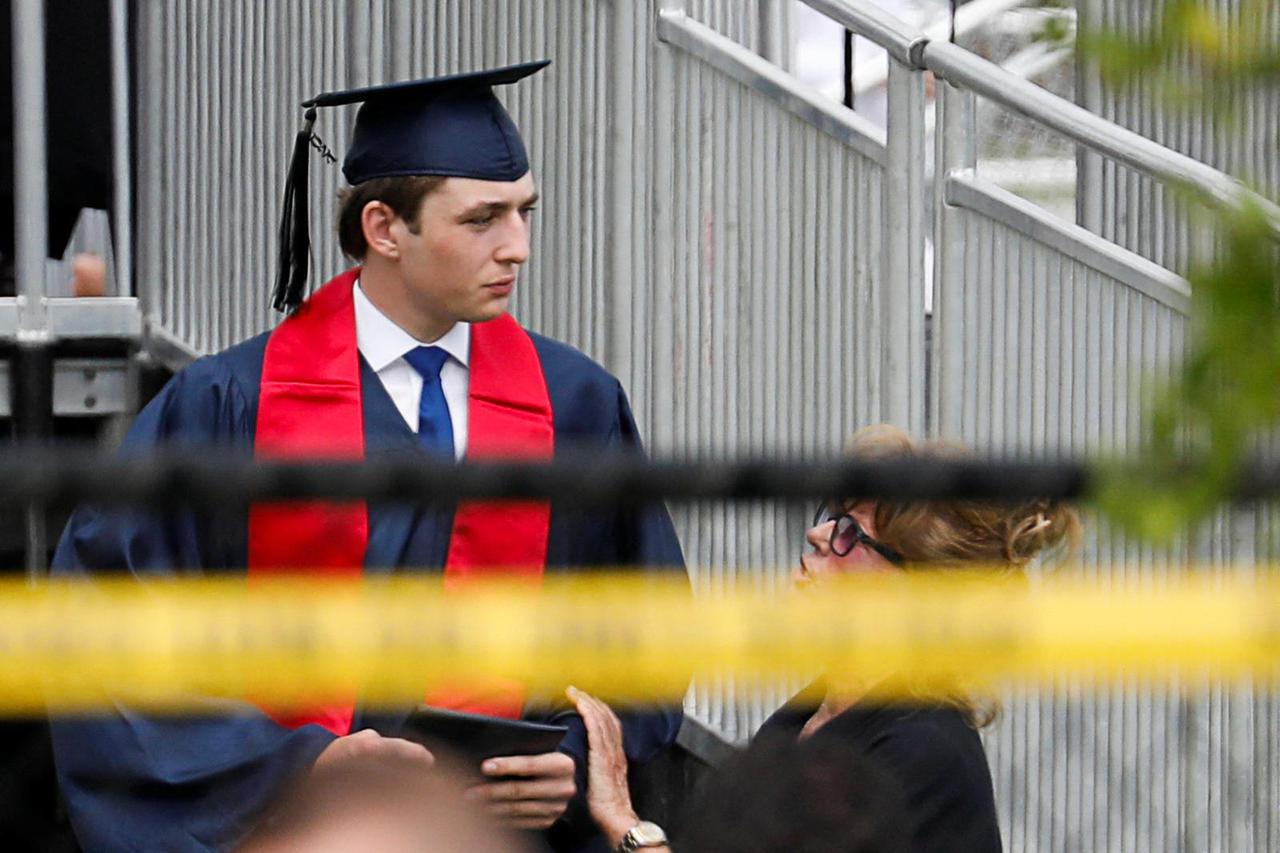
811 502 904 566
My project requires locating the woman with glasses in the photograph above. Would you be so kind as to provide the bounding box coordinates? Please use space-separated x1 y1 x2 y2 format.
569 424 1079 853
758 423 1080 852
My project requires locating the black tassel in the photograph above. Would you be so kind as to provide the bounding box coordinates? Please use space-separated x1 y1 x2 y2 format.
272 107 317 313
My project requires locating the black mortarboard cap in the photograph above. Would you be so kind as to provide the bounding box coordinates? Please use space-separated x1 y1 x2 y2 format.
273 60 550 313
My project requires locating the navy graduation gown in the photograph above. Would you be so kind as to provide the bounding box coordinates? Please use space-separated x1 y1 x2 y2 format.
49 329 685 852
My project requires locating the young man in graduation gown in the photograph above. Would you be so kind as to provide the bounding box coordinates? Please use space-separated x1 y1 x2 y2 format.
48 61 685 853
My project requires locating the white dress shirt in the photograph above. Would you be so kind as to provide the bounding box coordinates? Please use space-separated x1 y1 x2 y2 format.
353 281 470 459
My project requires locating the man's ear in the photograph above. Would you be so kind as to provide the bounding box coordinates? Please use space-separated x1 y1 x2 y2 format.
361 201 400 261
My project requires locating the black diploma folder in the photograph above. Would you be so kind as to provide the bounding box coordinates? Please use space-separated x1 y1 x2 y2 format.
397 706 568 762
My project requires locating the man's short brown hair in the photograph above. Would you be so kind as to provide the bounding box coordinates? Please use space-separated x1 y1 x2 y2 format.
336 175 447 260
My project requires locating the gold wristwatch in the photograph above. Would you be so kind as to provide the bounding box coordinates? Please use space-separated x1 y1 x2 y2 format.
617 820 668 851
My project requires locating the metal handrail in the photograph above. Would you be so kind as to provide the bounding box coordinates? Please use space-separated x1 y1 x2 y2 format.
921 40 1280 238
797 0 927 67
945 170 1192 314
655 8 886 160
665 0 1280 240
851 0 1047 97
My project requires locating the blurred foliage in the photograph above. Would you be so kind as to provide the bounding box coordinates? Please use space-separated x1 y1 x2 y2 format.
1082 0 1280 540
1031 0 1076 49
1095 199 1280 539
1082 0 1280 109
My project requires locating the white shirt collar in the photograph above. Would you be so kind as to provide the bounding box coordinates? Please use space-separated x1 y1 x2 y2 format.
353 279 470 372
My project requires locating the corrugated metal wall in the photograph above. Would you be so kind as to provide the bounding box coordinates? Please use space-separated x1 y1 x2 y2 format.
934 161 1280 849
967 0 1280 842
132 0 889 742
989 682 1280 852
934 188 1189 458
686 0 761 49
1077 0 1280 271
654 22 888 741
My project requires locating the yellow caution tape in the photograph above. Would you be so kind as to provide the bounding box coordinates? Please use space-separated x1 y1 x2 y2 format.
0 572 1276 714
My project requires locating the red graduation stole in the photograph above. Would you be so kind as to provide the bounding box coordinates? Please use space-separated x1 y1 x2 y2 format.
248 268 554 735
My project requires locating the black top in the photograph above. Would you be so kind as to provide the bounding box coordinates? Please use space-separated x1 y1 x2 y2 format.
755 681 1002 853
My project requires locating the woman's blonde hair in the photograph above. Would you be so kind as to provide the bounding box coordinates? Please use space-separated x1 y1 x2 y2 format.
846 424 1081 569
843 424 1082 726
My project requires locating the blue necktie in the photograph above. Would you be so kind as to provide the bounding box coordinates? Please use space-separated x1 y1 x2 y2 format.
403 346 455 458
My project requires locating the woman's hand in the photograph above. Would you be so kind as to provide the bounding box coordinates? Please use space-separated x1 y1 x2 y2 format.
567 686 643 848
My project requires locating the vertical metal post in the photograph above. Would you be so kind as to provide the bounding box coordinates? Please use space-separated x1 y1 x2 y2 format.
883 56 928 434
930 79 977 439
135 0 161 324
13 0 48 331
842 29 855 109
109 0 132 297
651 0 685 452
1074 0 1103 232
757 0 790 70
13 0 52 580
606 0 639 384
